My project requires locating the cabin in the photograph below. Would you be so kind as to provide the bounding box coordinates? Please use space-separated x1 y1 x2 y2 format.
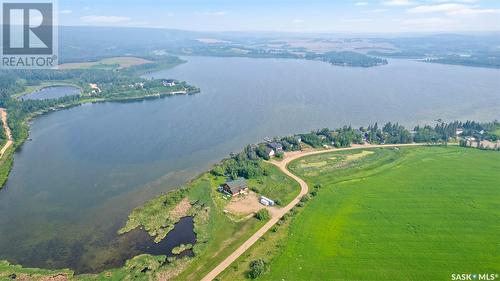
222 178 248 197
267 142 283 154
162 79 176 87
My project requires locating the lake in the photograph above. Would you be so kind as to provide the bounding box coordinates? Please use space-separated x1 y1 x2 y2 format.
0 56 499 272
21 86 81 100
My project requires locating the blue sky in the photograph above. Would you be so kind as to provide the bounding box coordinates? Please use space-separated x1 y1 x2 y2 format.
58 0 500 33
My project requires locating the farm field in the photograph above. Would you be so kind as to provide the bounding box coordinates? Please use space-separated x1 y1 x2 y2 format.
58 57 153 70
220 147 500 280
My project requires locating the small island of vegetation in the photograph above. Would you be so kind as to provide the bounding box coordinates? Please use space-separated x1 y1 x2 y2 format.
306 51 388 67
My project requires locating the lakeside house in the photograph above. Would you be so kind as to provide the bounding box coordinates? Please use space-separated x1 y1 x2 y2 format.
264 146 275 158
221 178 248 197
268 142 284 154
162 79 176 87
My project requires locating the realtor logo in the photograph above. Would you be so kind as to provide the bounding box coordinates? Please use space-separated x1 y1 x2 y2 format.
1 1 58 68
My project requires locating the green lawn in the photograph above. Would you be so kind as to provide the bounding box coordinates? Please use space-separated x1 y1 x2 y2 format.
248 162 301 206
256 147 500 281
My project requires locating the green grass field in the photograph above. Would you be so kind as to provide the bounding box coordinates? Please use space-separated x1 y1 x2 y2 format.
230 147 499 281
248 162 300 206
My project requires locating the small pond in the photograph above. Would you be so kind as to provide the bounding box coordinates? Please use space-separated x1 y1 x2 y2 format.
142 216 196 257
21 86 81 100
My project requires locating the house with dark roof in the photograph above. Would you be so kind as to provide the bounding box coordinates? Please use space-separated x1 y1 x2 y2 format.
267 142 283 154
222 178 248 196
263 146 275 158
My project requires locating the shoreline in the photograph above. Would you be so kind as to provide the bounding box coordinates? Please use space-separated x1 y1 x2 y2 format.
0 143 447 279
0 87 200 190
0 109 13 158
201 143 429 281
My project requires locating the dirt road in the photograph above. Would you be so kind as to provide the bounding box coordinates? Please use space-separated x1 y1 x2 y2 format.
0 108 13 158
201 143 425 281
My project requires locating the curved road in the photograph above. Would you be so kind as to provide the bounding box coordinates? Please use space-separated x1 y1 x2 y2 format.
201 143 424 281
0 108 13 158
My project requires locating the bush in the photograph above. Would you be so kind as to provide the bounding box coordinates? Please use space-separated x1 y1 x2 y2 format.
300 194 311 202
248 259 266 279
255 209 270 221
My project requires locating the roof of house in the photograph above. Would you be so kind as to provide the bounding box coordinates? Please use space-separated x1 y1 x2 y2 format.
224 178 248 194
268 142 283 150
163 79 175 83
264 146 274 155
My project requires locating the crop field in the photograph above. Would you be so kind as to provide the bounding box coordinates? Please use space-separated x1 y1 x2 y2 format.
225 147 499 281
58 57 153 70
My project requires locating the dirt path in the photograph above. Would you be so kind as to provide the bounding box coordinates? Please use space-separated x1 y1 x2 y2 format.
0 108 13 158
201 143 425 281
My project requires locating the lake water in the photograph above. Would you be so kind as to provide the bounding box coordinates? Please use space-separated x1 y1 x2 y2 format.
21 86 81 100
0 57 499 272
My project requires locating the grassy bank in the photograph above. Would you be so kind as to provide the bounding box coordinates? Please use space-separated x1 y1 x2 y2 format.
224 146 499 280
0 158 301 280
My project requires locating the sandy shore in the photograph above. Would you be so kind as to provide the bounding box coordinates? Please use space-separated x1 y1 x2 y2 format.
0 108 13 158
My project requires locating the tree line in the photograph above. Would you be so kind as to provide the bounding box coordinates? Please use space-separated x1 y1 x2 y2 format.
211 120 499 182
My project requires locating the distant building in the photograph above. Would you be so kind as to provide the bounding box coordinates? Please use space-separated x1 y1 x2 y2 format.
162 79 176 87
456 128 464 136
222 178 248 197
267 142 283 154
260 196 275 206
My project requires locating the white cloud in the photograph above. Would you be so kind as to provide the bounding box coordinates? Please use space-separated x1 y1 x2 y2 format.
355 2 369 6
431 0 479 3
292 19 305 24
408 3 467 13
341 18 373 23
408 4 500 16
403 17 453 25
195 11 227 16
60 10 72 14
382 0 413 6
80 15 131 23
369 9 389 13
